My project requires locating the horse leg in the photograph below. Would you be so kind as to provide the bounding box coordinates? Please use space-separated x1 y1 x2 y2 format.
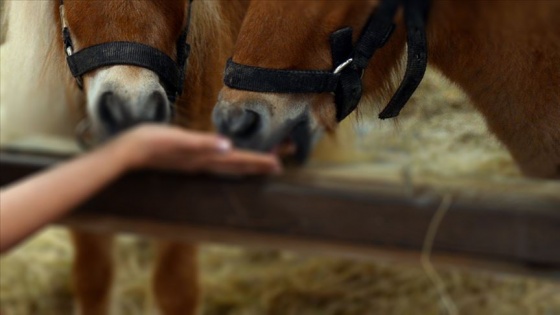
153 241 200 315
70 230 115 315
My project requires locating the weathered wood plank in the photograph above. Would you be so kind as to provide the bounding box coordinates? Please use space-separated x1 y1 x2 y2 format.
1 150 559 271
61 214 560 280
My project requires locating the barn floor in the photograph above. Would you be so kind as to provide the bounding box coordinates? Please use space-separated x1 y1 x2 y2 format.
1 228 559 315
1 70 559 314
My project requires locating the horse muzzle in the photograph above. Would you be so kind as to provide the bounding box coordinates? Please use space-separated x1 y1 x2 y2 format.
81 67 172 143
212 93 316 163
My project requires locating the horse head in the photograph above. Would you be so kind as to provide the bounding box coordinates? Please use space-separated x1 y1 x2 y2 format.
60 0 192 140
212 0 409 161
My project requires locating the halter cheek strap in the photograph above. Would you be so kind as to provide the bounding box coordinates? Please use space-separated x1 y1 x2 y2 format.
59 0 194 103
224 0 430 122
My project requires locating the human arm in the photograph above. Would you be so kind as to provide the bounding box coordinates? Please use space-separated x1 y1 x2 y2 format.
0 125 281 253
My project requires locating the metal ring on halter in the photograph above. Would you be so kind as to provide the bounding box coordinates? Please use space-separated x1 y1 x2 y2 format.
330 58 355 96
333 58 354 74
75 119 96 150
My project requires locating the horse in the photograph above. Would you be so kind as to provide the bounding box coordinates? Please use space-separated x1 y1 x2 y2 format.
1 0 248 314
212 0 560 179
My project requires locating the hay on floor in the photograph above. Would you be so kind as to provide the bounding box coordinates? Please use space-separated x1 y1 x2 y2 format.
1 228 559 315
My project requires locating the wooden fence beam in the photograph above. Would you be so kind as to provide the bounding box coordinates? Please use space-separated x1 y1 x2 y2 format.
1 149 559 276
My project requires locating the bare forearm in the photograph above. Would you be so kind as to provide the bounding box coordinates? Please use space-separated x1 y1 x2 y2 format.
0 125 280 254
0 143 129 253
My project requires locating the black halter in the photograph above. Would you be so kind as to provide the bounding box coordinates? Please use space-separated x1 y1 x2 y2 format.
224 0 430 122
59 0 194 104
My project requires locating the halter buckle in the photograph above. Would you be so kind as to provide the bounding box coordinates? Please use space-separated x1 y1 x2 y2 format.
333 58 354 74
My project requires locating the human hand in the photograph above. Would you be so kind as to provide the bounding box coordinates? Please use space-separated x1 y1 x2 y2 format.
106 125 282 176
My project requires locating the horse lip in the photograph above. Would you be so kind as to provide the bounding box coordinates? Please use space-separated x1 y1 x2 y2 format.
265 117 313 164
288 120 312 163
224 114 313 164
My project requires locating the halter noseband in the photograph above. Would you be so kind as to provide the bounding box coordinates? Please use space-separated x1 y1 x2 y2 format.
59 0 194 104
224 0 430 122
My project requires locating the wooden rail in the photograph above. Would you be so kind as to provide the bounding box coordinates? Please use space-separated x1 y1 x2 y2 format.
1 149 559 278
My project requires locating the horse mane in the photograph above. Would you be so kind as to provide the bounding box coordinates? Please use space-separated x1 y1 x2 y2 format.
186 0 246 89
187 1 225 78
174 0 247 130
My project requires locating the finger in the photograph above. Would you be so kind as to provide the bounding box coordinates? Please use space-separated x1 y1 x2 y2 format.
149 153 265 175
122 126 233 168
142 155 202 172
211 151 280 167
273 143 297 157
134 144 282 175
203 151 283 174
169 131 232 153
204 162 278 176
135 125 230 152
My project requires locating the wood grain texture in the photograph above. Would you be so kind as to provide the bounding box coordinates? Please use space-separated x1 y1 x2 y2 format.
1 150 559 272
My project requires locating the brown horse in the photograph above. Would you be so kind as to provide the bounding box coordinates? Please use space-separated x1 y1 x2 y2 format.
1 0 248 314
213 0 560 179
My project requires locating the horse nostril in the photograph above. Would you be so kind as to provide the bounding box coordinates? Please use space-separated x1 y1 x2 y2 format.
145 91 169 122
97 91 128 133
228 109 261 140
96 89 170 137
